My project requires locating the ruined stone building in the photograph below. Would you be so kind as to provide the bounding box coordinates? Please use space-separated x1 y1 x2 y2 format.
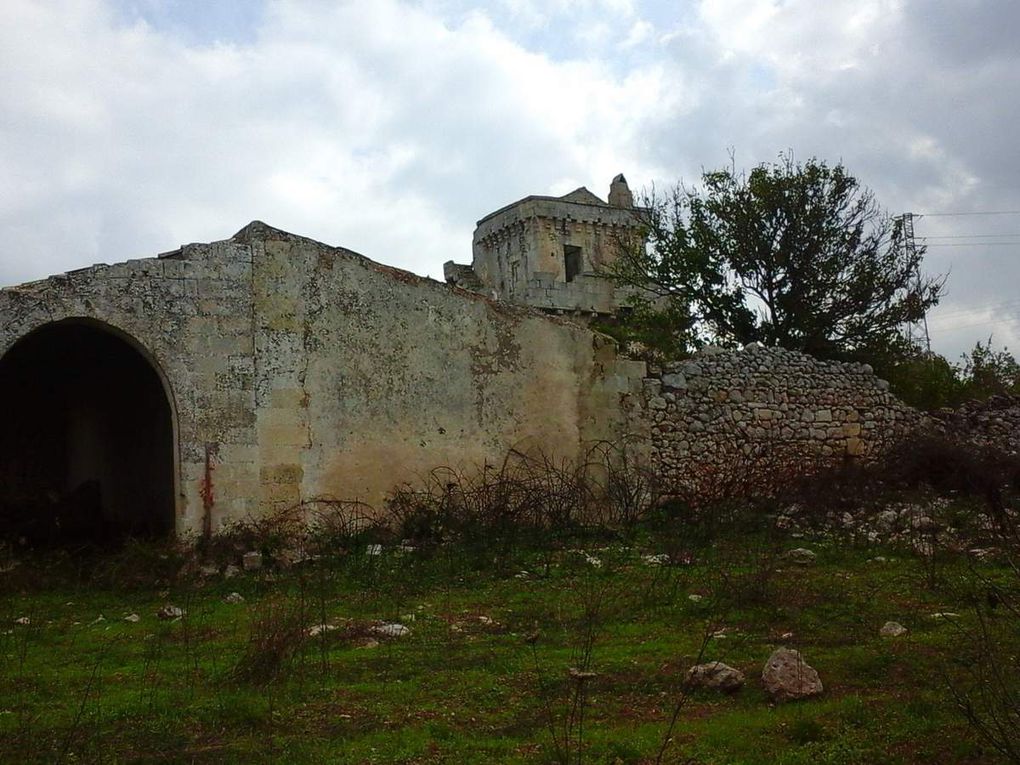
0 176 916 544
444 174 643 317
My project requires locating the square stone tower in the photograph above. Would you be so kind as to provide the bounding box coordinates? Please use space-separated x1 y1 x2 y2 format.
445 175 644 317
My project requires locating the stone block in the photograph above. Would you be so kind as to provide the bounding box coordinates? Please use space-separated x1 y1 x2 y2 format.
260 463 304 484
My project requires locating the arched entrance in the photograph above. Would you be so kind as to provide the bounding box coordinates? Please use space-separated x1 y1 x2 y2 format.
0 320 176 545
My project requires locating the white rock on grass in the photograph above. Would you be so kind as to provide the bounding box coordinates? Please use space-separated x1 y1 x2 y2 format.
686 662 745 693
688 594 704 603
880 621 907 637
13 616 30 626
306 624 339 637
157 605 184 621
762 648 823 702
642 553 671 566
372 622 410 638
223 592 246 605
242 551 263 571
784 548 817 565
124 613 141 623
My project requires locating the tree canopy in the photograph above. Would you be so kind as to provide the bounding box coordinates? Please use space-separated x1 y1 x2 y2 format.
604 154 945 362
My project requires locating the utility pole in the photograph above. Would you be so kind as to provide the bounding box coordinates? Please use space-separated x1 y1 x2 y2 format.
898 212 932 357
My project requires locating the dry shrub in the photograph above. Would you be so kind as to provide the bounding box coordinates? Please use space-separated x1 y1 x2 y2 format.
660 438 828 511
229 596 308 685
201 499 383 566
885 434 1020 516
385 442 659 562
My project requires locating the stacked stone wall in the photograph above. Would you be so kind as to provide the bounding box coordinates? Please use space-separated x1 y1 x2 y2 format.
932 394 1020 455
643 344 926 484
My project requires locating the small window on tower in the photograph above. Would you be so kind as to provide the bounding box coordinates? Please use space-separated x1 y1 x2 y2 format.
564 245 582 282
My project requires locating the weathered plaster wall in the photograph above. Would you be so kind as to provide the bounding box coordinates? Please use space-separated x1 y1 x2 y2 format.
643 344 925 483
236 223 647 519
0 223 648 534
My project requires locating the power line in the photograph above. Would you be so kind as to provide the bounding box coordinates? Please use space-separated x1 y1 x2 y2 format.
930 298 1020 320
917 210 1020 217
923 233 1020 239
925 242 1020 247
929 317 1019 333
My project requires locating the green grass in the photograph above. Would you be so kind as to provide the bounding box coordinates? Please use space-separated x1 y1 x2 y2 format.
0 523 1015 764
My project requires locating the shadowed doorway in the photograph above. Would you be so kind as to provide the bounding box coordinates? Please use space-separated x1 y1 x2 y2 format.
0 320 175 545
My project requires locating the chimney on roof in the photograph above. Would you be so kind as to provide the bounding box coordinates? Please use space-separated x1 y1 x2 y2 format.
608 174 634 208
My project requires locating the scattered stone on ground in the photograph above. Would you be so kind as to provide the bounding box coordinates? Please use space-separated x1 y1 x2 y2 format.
157 605 185 621
762 648 824 702
930 612 960 620
91 615 105 625
687 662 745 693
372 622 410 638
642 553 670 566
688 594 703 603
365 544 383 556
874 510 900 532
242 551 263 571
124 613 141 623
13 616 30 626
223 592 245 605
880 621 907 637
306 624 339 637
223 564 241 579
275 548 313 567
784 548 817 565
198 564 219 577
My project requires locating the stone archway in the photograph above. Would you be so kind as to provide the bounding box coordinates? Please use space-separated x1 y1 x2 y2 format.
0 319 177 545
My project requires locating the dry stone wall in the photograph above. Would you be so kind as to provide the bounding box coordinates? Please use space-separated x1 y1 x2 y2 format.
643 344 925 484
932 394 1020 455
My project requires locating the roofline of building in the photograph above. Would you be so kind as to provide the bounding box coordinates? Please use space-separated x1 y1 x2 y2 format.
475 194 618 227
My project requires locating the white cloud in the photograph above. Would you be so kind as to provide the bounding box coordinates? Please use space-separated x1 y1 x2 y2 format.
1 0 1018 357
0 0 665 285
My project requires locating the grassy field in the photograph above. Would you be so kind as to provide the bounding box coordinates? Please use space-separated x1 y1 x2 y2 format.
1 496 1017 765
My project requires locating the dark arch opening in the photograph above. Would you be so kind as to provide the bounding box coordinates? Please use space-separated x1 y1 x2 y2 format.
0 321 175 546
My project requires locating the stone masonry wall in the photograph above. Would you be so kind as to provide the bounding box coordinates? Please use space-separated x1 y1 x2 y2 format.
0 241 256 532
643 343 925 484
0 222 649 535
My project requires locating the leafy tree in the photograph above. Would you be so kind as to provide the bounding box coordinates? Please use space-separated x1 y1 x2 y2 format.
958 338 1020 400
879 339 1020 411
605 154 945 361
879 349 962 411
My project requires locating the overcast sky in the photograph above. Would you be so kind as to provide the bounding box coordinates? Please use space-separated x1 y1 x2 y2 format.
2 0 1018 359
